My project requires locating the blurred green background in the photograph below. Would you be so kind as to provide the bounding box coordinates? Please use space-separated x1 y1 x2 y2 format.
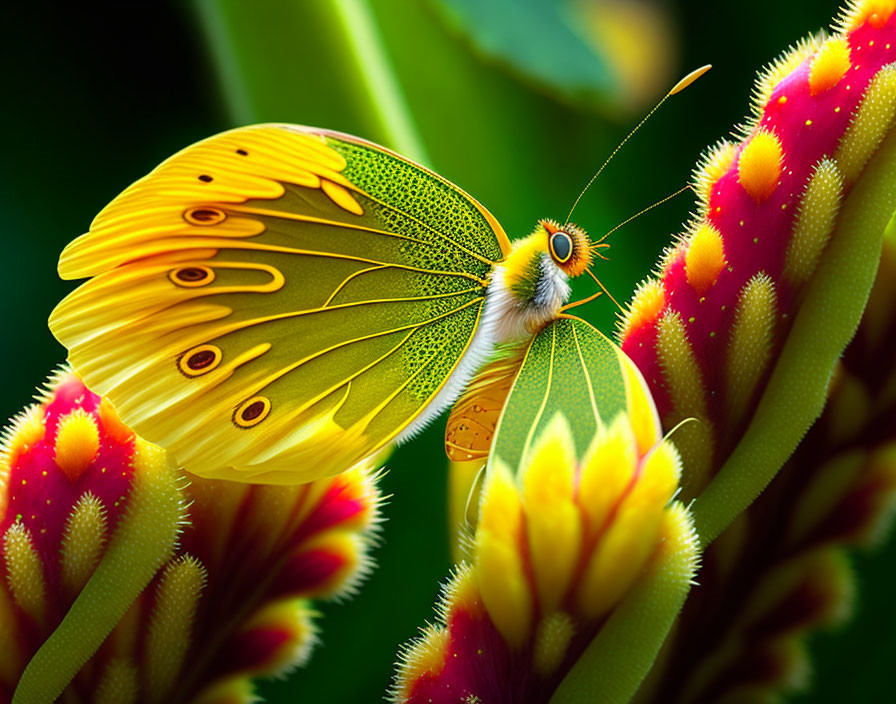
2 0 893 700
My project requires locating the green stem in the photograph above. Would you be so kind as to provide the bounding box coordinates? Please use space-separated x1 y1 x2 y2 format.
194 0 429 164
328 0 430 164
13 443 185 704
693 130 896 547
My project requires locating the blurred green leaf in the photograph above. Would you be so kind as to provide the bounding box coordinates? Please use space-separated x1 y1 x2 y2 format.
431 0 619 108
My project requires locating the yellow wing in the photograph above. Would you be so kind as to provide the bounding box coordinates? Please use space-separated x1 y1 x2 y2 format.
50 124 510 483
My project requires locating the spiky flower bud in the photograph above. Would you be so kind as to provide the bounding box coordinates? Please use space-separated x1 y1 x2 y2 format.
392 414 696 703
618 0 896 509
0 372 382 703
0 370 185 703
635 219 896 704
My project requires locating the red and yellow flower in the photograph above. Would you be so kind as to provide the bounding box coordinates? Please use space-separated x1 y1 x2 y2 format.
0 371 382 704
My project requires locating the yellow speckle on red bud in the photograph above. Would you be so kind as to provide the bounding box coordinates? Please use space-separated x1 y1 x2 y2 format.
725 274 778 430
685 223 727 293
620 278 665 339
809 38 852 95
3 522 47 626
520 416 581 614
6 405 46 464
840 0 896 30
694 140 737 210
475 461 531 648
54 409 100 482
533 611 575 677
784 159 844 284
738 128 785 202
835 64 896 183
60 492 108 598
754 40 819 111
395 623 450 700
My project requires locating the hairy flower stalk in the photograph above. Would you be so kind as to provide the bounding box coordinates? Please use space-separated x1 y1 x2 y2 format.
633 228 896 702
618 0 896 534
0 372 382 704
393 411 697 704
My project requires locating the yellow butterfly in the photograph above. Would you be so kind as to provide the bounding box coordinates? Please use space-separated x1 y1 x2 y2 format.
49 70 708 484
49 125 600 483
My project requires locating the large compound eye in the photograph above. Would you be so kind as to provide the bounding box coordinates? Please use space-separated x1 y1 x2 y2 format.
549 230 574 264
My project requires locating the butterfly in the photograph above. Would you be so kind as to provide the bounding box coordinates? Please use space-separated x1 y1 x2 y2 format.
49 125 605 483
49 69 709 484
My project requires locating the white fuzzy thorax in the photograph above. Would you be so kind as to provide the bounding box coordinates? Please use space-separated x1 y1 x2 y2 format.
395 253 570 445
487 255 570 343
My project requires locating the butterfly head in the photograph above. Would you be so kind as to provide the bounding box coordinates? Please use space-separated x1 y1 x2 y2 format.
488 219 606 342
539 219 603 277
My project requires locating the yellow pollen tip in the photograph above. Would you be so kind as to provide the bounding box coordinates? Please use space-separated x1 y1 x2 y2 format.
670 64 712 95
396 625 450 699
621 278 666 337
694 140 737 209
853 0 896 29
738 129 784 201
685 223 727 294
54 409 100 481
7 405 46 460
809 38 852 95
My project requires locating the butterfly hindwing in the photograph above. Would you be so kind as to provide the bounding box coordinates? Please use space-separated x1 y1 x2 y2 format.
50 124 511 483
444 343 527 462
488 317 661 473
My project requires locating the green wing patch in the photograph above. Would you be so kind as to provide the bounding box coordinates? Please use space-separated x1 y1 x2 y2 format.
489 317 628 474
49 124 507 483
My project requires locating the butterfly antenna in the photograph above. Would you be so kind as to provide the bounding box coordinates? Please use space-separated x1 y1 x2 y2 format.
662 416 698 444
564 64 711 225
594 185 692 245
587 268 624 313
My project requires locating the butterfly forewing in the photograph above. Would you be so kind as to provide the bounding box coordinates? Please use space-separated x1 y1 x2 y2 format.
50 124 510 483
